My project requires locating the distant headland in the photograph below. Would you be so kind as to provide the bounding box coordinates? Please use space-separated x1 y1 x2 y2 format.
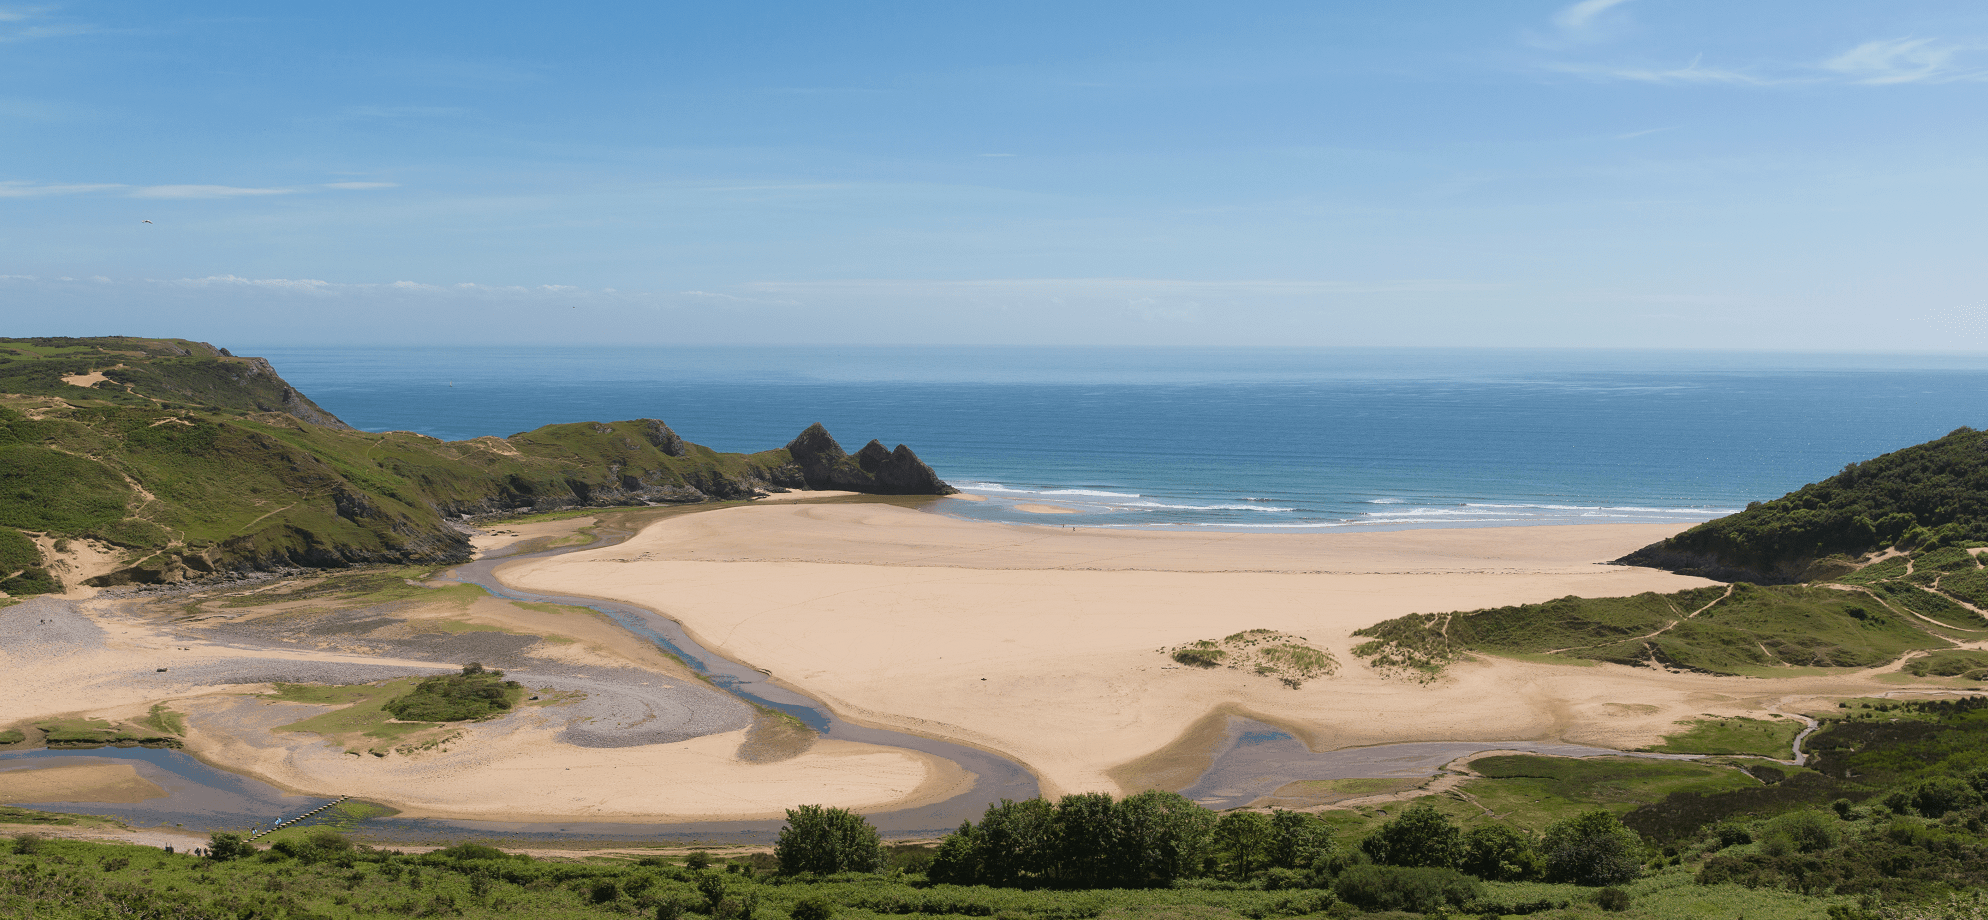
0 336 953 593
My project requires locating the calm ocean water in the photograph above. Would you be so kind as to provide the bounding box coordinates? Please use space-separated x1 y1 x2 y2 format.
245 346 1988 532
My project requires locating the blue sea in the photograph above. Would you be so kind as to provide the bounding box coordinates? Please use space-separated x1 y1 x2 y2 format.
245 346 1988 532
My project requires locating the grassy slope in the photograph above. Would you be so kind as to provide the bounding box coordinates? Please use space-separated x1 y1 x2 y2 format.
0 337 938 595
1353 534 1988 679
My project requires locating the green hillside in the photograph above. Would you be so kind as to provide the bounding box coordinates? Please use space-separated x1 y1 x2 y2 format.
0 336 952 596
1619 426 1988 584
1354 541 1988 679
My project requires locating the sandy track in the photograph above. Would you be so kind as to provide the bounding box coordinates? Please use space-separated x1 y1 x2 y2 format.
503 503 1941 797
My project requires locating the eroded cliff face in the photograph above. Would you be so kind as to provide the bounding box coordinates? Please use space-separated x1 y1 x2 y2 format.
786 423 957 496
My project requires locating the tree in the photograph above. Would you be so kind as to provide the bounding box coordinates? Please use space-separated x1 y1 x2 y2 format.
927 822 982 885
1360 803 1461 869
774 805 883 875
1460 824 1539 881
1215 811 1274 879
974 798 1057 886
1051 792 1121 888
1116 790 1215 887
1541 809 1642 886
1267 809 1330 870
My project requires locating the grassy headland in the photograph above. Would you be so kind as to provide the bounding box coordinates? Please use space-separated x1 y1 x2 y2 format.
1618 426 1988 584
0 336 953 596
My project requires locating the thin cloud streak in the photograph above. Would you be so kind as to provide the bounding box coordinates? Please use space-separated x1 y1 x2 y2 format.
131 185 293 199
1824 38 1988 84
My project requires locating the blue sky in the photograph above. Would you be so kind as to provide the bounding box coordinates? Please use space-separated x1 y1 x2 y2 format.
4 1 1986 348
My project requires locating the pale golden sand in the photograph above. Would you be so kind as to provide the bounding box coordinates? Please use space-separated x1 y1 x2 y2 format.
0 762 166 804
503 503 1927 797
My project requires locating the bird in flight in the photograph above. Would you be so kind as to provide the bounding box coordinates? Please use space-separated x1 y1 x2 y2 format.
142 220 152 224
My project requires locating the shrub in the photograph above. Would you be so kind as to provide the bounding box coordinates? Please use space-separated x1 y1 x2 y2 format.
775 804 883 875
1331 864 1480 913
269 829 353 865
1764 810 1841 854
685 851 713 870
1171 648 1225 668
1541 810 1642 886
791 893 836 920
383 663 522 722
12 833 43 855
207 832 256 862
1595 886 1632 911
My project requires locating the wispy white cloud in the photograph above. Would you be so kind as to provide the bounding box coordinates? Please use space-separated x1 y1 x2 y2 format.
131 185 293 199
1550 56 1773 85
1824 38 1988 84
1526 0 1636 49
1545 34 1988 87
0 5 91 42
1552 0 1634 37
323 181 398 190
0 180 125 197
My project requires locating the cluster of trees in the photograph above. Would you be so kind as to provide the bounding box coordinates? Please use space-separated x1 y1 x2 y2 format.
774 794 1640 893
384 663 523 722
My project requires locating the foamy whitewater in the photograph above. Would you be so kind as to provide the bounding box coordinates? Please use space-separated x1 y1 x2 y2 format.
251 346 1988 532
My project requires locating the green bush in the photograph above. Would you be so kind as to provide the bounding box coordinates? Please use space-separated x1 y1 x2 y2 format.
775 805 883 875
1330 864 1480 913
1541 810 1642 886
383 663 522 722
1359 802 1461 869
790 893 836 920
206 832 255 862
1460 823 1540 881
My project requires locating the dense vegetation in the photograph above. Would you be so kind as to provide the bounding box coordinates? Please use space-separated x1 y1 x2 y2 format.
16 699 1988 918
1619 426 1988 583
382 664 524 722
0 336 948 597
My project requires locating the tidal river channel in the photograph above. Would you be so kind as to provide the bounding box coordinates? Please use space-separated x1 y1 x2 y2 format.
1 515 1704 845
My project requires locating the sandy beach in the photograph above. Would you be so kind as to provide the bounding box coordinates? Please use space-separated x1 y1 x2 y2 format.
4 497 1961 827
503 503 1918 797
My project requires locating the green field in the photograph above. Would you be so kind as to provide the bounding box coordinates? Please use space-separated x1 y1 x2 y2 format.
1460 755 1760 830
1643 717 1804 757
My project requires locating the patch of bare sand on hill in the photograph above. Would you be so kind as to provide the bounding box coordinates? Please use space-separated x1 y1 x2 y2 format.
502 503 1949 798
0 762 166 804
